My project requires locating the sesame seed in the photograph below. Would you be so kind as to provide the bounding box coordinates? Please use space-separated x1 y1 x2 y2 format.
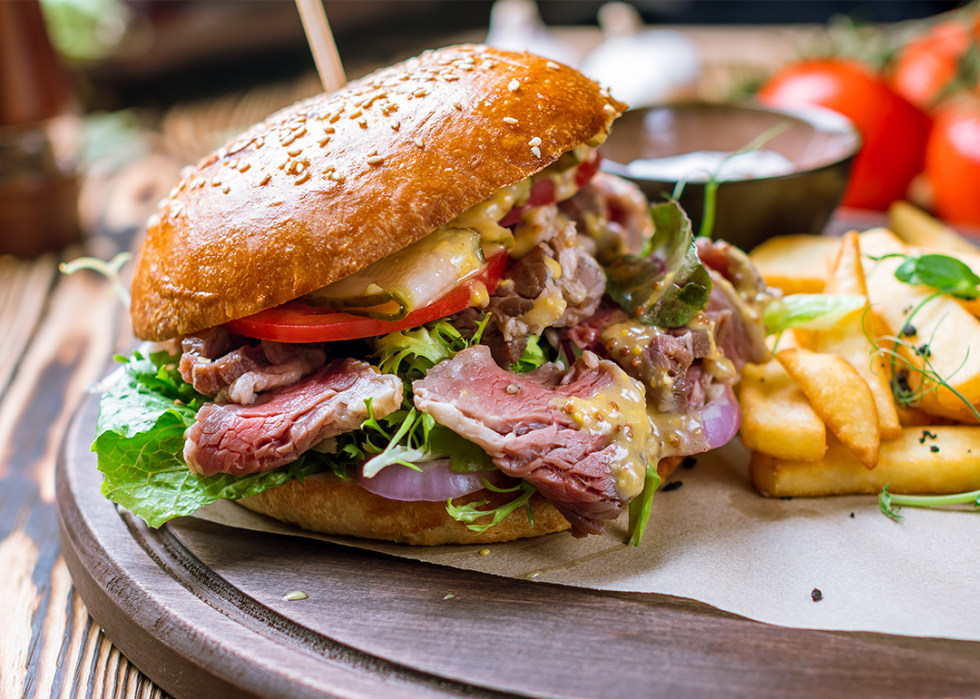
503 117 518 125
453 100 463 110
604 104 616 112
367 147 378 156
531 146 541 158
222 184 230 194
239 163 250 173
211 177 222 186
349 110 362 119
508 79 520 91
259 174 271 185
295 172 310 185
318 136 330 147
322 164 335 173
287 147 302 157
414 138 424 148
528 137 541 147
255 137 265 148
366 155 384 164
357 118 368 128
414 88 427 97
324 127 335 134
390 120 400 130
445 75 458 82
547 61 560 70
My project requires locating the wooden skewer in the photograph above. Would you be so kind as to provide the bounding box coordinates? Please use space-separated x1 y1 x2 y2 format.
294 0 347 94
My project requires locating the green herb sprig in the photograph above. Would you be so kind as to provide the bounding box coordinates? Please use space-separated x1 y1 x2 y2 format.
879 484 980 520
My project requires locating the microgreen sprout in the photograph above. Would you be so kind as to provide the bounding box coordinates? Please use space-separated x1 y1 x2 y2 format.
671 121 791 239
59 252 132 308
879 484 980 521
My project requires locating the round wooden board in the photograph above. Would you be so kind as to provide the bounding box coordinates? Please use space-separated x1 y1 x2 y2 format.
57 393 980 699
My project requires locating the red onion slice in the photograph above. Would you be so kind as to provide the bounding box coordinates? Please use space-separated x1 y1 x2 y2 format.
659 384 742 459
355 459 506 502
699 385 742 451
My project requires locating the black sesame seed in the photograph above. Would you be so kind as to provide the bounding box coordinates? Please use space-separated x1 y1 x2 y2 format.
930 445 940 453
902 324 918 338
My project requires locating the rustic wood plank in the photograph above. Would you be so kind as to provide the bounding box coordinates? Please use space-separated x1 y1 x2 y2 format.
0 263 167 699
0 254 57 400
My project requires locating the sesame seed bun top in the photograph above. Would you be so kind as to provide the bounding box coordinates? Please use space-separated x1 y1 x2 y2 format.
130 45 625 342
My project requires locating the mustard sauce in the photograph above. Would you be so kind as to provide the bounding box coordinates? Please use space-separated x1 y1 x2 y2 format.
552 363 651 500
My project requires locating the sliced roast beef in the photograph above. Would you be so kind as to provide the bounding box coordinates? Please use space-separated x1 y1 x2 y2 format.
474 209 606 366
184 359 402 477
412 345 651 536
697 238 774 369
704 271 770 370
179 327 327 404
560 171 652 263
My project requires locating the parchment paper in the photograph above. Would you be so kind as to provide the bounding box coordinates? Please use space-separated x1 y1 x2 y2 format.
192 440 980 642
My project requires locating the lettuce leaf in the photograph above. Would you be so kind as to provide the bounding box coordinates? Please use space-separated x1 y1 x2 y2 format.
604 201 713 328
93 351 336 527
763 294 866 334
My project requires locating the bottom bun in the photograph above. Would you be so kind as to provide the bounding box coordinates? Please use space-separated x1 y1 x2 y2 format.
238 456 682 546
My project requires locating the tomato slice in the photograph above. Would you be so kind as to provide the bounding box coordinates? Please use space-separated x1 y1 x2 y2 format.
227 252 508 343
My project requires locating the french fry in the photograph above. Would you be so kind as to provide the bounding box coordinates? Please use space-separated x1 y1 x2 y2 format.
738 359 827 462
895 404 958 428
776 347 880 468
813 232 903 440
888 201 980 257
751 428 980 497
748 234 840 295
887 203 980 316
861 228 980 414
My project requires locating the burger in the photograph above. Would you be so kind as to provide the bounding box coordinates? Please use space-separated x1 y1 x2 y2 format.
95 45 771 546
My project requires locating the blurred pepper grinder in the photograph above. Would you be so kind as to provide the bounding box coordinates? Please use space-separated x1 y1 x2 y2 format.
0 0 81 257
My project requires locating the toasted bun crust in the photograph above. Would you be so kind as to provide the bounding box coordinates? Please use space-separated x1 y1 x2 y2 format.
237 456 681 545
131 45 625 341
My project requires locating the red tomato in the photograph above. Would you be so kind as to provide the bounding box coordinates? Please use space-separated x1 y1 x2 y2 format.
758 59 932 211
228 252 508 343
890 17 980 111
925 93 980 227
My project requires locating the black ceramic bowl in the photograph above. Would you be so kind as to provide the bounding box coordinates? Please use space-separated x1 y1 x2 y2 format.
600 102 861 251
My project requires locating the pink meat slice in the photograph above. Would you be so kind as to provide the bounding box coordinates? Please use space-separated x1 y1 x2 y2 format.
412 345 649 536
184 358 402 477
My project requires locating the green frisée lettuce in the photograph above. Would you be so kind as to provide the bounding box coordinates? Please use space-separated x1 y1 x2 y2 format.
93 351 344 527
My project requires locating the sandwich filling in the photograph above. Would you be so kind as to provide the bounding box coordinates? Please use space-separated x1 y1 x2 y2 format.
96 160 771 541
